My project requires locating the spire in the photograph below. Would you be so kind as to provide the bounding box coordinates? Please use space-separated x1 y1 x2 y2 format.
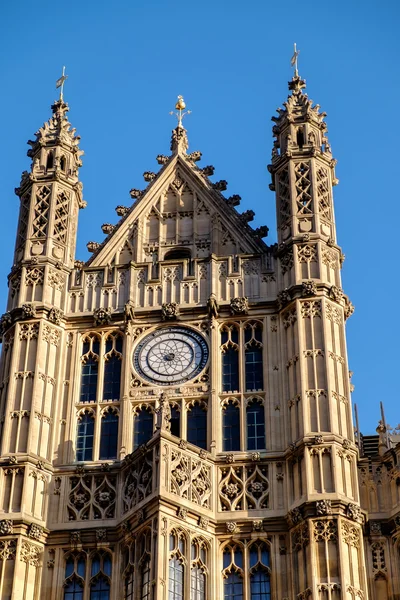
170 95 190 155
12 72 85 282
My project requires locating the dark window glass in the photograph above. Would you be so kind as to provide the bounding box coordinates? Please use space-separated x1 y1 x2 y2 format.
103 355 121 401
80 358 98 403
99 411 119 460
76 414 94 461
90 575 110 600
133 410 153 450
245 348 263 391
223 403 240 451
246 403 265 450
170 406 180 438
169 556 184 600
187 405 207 450
46 152 54 170
250 568 271 600
64 579 84 600
60 155 66 171
222 348 239 392
224 572 243 600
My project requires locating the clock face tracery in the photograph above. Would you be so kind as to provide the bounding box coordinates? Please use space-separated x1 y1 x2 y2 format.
133 327 209 385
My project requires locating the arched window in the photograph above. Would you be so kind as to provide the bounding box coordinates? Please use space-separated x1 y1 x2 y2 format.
60 155 67 171
187 403 207 449
296 128 304 149
80 336 100 403
76 411 95 461
170 405 181 438
100 409 119 460
191 539 207 600
221 326 239 393
138 531 152 600
122 545 135 600
222 402 240 451
103 334 122 401
244 324 263 392
249 542 271 600
246 401 265 451
169 532 185 600
223 544 244 600
133 408 154 450
64 554 86 600
46 152 54 170
141 558 151 600
90 551 111 600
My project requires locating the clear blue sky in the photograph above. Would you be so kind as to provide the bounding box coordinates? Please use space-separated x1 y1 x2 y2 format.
0 0 399 434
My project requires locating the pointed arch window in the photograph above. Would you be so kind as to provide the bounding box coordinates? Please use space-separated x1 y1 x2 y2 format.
223 543 244 600
103 334 123 401
63 554 86 600
249 541 271 600
221 325 239 393
187 402 207 449
169 532 185 600
246 400 266 451
191 538 207 600
222 401 240 452
89 551 111 600
244 323 263 392
122 544 135 600
60 155 67 171
133 407 154 450
99 408 119 460
46 152 54 170
139 531 152 600
80 335 100 403
76 411 95 461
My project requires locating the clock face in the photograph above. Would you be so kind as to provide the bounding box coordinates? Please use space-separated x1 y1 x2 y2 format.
133 327 209 386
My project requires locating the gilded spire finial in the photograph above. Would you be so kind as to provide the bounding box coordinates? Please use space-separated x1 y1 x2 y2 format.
290 43 300 78
55 66 68 101
170 95 191 128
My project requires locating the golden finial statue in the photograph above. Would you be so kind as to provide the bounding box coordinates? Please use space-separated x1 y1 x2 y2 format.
290 43 300 77
170 95 191 128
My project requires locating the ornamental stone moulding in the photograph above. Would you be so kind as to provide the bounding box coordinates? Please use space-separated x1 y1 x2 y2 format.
161 302 179 321
230 297 248 315
93 307 112 326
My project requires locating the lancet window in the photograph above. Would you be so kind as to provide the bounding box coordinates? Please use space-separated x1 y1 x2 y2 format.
122 543 135 600
220 321 266 452
222 540 271 600
63 551 113 600
220 322 264 393
139 530 152 600
167 530 209 600
75 332 123 462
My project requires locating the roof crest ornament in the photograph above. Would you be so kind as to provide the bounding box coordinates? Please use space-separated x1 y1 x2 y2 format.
170 96 190 155
290 43 300 78
55 66 68 102
170 95 191 128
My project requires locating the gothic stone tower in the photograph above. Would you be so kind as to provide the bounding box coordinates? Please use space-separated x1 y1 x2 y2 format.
0 73 389 600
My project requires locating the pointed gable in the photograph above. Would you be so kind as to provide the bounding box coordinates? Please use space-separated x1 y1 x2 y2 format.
87 145 267 269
